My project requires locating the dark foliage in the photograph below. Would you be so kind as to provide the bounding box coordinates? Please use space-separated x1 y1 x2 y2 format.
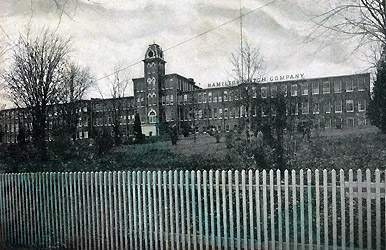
368 58 386 133
133 113 144 143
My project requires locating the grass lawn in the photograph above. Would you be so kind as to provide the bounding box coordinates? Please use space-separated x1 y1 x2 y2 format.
0 127 384 172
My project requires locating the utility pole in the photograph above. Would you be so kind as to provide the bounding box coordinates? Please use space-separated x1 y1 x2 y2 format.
240 0 243 84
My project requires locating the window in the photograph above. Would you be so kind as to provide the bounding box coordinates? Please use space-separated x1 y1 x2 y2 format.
218 93 222 102
358 78 366 91
323 81 330 94
358 99 366 111
198 93 202 103
261 87 268 98
170 95 174 105
224 108 228 119
184 94 188 104
214 108 218 119
302 101 309 114
301 83 309 95
224 91 228 101
271 86 277 97
252 86 257 98
358 116 366 126
313 102 319 114
198 110 203 120
324 101 331 113
203 93 207 103
346 80 353 92
347 117 354 127
208 92 213 102
166 95 170 105
346 100 354 112
282 85 287 97
229 107 233 118
219 108 223 119
291 84 298 96
312 82 319 95
334 81 342 93
229 91 233 102
335 100 342 113
213 92 217 102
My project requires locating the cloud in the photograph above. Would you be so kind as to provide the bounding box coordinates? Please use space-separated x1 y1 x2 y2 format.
0 0 372 100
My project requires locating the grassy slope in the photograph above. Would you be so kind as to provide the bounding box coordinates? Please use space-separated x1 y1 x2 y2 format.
1 128 384 172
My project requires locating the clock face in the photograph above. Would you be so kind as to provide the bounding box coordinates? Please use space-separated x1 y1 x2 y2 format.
148 50 154 57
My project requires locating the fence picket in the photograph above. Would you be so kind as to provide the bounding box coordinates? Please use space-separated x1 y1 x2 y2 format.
348 170 354 249
299 169 305 249
143 171 149 250
315 170 320 249
109 172 114 250
284 170 290 249
197 171 203 250
118 172 124 250
292 170 298 250
332 170 337 249
263 170 268 250
357 169 363 248
179 171 185 249
375 169 381 250
269 169 275 250
127 172 134 250
174 171 180 250
209 170 215 250
94 172 100 250
132 172 138 250
87 172 93 250
113 172 119 250
215 171 221 249
168 171 175 250
242 170 247 250
248 170 254 250
203 171 209 250
235 170 241 250
0 174 3 243
340 169 345 249
100 172 106 250
191 171 197 250
323 169 328 249
153 172 159 250
277 170 282 250
307 169 312 248
255 170 261 248
147 172 153 250
366 169 372 250
228 170 234 250
138 172 143 250
1 169 386 250
185 171 191 250
222 170 228 249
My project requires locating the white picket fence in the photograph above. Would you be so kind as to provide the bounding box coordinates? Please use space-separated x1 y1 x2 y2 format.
0 169 385 249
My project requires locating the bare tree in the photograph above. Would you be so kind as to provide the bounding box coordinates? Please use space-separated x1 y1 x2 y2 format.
230 41 266 83
309 0 386 65
230 41 266 140
105 64 130 145
2 29 70 155
56 63 94 140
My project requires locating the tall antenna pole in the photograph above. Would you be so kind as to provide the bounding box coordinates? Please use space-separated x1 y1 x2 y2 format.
240 0 243 83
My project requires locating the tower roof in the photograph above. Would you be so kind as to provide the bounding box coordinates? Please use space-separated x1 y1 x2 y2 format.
145 43 164 60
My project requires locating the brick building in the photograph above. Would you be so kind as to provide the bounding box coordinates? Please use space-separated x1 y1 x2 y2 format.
0 43 371 143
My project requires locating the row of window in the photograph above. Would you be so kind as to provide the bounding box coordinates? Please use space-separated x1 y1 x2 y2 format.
180 80 367 105
180 99 366 121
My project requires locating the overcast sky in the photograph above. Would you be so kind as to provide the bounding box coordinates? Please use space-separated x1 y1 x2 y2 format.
0 0 372 102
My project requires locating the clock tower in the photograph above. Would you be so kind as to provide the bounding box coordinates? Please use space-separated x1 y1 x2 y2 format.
133 43 166 136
